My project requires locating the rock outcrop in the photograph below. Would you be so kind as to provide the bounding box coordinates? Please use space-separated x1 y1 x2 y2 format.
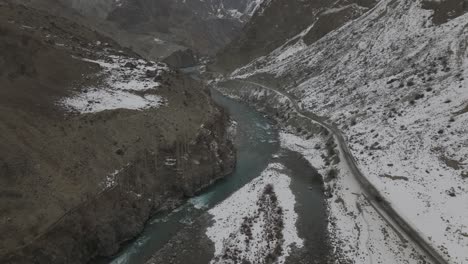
0 2 235 263
17 0 264 60
163 49 198 69
214 0 378 72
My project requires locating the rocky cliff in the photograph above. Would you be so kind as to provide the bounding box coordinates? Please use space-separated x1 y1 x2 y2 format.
214 0 378 72
0 2 235 263
18 0 264 61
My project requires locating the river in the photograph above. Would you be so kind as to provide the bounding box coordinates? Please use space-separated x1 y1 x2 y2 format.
107 88 329 264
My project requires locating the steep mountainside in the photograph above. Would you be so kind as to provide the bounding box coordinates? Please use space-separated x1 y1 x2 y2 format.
0 2 234 263
221 0 468 263
19 0 264 61
214 0 378 72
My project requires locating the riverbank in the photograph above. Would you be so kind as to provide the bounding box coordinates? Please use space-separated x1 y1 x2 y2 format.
105 89 280 264
225 1 468 262
214 79 436 263
146 150 331 264
107 88 332 264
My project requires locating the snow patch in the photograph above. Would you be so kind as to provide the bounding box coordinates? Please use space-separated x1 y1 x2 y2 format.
206 163 303 264
60 55 167 114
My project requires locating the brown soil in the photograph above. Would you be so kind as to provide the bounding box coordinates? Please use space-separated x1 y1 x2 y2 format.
0 2 235 263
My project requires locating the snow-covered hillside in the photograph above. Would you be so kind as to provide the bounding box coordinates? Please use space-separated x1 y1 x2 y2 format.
61 55 167 113
228 0 468 263
215 0 378 72
199 0 265 21
110 0 264 22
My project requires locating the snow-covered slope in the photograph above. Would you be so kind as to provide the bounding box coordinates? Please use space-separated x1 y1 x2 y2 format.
228 0 468 263
196 0 265 21
207 163 302 264
60 55 167 114
215 0 378 72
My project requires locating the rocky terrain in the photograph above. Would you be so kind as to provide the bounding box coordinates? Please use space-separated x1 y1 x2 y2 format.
3 0 468 263
214 0 378 72
18 0 264 62
0 2 235 263
215 0 468 263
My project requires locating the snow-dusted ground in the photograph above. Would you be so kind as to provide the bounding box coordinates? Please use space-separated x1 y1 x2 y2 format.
61 55 167 113
280 132 428 263
208 0 265 21
244 0 266 16
206 163 303 264
228 0 468 262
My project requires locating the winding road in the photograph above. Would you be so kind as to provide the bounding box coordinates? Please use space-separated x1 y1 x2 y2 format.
231 79 450 264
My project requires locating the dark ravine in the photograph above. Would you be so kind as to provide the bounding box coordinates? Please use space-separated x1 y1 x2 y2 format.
105 88 280 264
118 88 332 264
17 0 257 60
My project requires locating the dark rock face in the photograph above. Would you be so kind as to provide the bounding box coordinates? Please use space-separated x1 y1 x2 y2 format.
105 0 243 56
303 4 372 45
215 0 329 72
124 62 137 68
163 49 198 69
0 3 235 264
1 103 235 264
422 0 468 24
214 0 378 72
18 0 261 57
